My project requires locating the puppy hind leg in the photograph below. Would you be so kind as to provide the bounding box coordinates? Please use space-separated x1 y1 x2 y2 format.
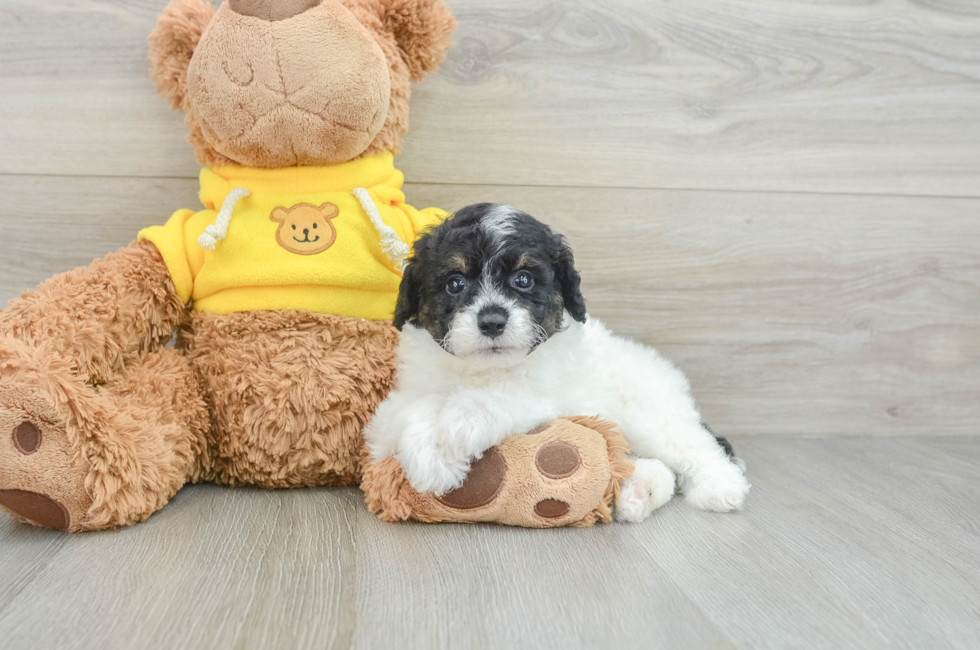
614 457 676 523
703 422 747 474
620 417 750 513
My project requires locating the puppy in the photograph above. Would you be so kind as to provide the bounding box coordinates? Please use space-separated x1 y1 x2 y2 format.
365 204 750 521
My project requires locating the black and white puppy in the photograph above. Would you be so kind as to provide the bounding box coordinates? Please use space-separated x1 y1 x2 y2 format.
365 204 750 521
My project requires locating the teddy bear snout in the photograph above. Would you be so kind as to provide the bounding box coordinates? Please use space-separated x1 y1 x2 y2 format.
229 0 323 22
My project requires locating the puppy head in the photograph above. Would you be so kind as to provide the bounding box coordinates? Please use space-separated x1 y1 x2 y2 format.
394 204 587 366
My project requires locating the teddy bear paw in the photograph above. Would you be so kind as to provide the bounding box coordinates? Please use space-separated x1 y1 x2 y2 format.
0 354 92 532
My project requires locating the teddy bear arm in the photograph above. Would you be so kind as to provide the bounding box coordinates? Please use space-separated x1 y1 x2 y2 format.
0 239 184 385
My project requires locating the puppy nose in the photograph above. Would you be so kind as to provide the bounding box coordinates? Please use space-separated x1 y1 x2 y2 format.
229 0 322 21
477 307 509 338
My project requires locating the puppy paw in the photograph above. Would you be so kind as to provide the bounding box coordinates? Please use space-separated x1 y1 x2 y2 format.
436 394 492 460
399 442 471 496
615 458 676 523
684 470 750 512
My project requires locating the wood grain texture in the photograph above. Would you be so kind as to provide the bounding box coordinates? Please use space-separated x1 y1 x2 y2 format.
3 175 974 438
0 487 361 649
1 0 980 195
0 437 977 650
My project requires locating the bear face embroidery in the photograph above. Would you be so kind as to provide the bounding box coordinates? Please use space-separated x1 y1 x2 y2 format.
270 203 340 255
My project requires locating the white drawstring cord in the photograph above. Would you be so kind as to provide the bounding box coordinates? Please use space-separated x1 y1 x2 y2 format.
198 187 251 250
351 187 410 272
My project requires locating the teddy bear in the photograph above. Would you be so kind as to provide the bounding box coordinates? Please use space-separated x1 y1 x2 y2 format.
0 0 631 532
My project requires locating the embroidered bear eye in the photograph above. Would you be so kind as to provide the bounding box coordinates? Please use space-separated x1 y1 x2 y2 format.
511 271 534 291
313 223 318 229
292 225 296 230
447 275 467 295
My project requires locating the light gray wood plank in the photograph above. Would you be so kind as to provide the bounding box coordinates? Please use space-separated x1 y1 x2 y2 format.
349 509 729 650
0 437 977 650
639 436 980 650
0 523 69 614
2 1 980 196
1 175 977 438
0 486 361 650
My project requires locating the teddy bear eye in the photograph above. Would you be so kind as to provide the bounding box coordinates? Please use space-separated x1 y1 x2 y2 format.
292 225 296 230
313 223 318 229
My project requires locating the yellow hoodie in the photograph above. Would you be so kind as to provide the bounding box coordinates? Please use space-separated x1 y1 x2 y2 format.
139 152 445 321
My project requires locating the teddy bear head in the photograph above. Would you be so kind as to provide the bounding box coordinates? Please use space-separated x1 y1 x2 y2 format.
149 0 455 169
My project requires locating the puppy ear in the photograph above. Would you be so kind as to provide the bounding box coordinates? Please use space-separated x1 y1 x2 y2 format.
149 0 215 111
553 234 587 323
371 0 456 81
393 238 429 330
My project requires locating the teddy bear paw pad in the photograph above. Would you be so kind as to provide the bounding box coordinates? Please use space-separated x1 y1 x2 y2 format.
12 421 42 455
0 412 91 532
534 440 581 479
436 447 507 510
0 489 70 530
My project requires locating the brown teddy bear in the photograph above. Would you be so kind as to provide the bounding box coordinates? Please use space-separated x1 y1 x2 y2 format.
0 0 630 532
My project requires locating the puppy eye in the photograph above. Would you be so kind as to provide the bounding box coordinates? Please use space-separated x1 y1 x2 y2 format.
446 275 467 295
511 271 534 291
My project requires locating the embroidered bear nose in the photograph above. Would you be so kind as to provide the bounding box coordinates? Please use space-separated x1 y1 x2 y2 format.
229 0 322 21
303 228 310 236
478 307 509 338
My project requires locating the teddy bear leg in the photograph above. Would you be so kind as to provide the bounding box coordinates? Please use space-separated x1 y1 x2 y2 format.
0 343 209 532
183 310 397 489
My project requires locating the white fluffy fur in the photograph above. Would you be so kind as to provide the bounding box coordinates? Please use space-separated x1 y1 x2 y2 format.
365 316 751 520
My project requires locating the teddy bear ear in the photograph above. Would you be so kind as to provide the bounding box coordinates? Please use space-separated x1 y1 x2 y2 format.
372 0 457 82
270 207 288 223
317 203 341 218
148 0 216 111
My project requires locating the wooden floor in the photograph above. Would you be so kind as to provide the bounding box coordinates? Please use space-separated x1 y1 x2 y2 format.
0 436 976 650
1 1 979 648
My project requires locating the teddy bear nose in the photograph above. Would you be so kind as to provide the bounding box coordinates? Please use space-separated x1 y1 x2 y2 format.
229 0 323 21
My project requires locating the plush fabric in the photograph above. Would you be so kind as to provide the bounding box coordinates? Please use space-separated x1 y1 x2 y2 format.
148 0 455 169
229 0 322 21
361 417 635 528
181 310 398 487
0 241 210 531
340 0 457 158
149 0 216 112
138 153 446 319
0 240 184 384
186 1 391 168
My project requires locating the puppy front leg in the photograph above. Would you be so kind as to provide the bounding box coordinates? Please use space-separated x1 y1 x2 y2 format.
436 389 558 464
393 396 472 495
615 458 677 523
